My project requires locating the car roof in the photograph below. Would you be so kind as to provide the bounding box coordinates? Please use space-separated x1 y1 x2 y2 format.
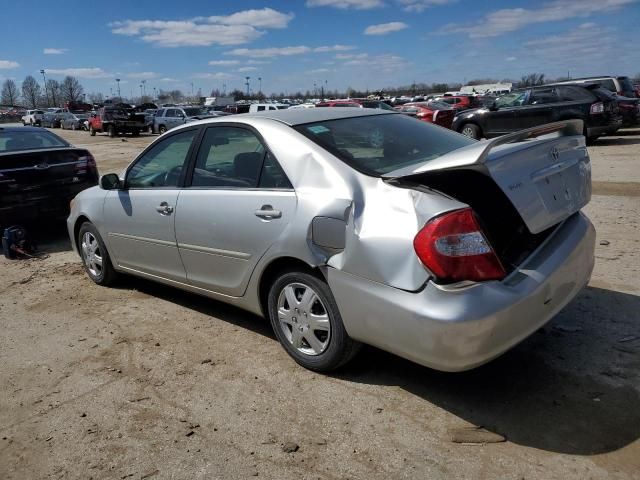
0 126 46 133
237 107 395 126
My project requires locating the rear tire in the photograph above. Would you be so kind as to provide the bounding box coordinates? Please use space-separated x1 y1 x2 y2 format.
158 125 167 134
460 123 481 139
78 222 117 286
267 271 360 372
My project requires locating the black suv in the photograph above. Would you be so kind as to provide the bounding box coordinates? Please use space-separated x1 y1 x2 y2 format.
452 84 622 142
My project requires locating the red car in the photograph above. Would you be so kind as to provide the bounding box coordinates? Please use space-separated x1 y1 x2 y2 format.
435 95 489 111
394 101 455 129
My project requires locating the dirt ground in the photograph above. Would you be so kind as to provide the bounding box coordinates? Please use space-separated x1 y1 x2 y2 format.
1 125 639 480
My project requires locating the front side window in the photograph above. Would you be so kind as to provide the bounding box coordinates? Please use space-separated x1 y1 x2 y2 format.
191 127 266 188
529 88 559 105
296 113 474 176
495 91 527 108
127 129 196 188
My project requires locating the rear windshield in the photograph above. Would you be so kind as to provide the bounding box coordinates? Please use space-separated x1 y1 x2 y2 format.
183 107 205 116
295 113 474 176
0 130 68 152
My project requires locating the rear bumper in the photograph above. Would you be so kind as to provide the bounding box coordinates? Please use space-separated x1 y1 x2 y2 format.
328 212 595 371
0 185 92 226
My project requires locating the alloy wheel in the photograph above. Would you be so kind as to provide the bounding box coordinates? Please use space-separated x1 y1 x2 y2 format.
277 282 331 356
81 231 103 278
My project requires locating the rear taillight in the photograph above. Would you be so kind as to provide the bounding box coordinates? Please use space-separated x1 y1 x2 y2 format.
590 102 604 114
416 111 433 120
75 154 97 175
413 208 505 283
433 110 439 122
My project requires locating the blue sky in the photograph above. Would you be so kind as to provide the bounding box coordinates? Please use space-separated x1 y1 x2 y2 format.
1 0 639 97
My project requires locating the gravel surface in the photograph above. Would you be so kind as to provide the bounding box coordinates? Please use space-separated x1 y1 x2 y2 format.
1 126 639 479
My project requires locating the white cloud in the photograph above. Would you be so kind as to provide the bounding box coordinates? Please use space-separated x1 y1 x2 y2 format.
0 60 19 69
159 77 179 82
195 8 294 28
335 52 409 70
126 71 159 79
364 22 408 35
193 72 233 80
247 60 271 65
237 66 258 72
226 45 356 58
313 44 356 52
44 48 68 55
523 23 617 61
396 0 456 12
45 67 112 78
306 68 332 74
226 46 312 58
111 8 294 47
506 56 517 61
208 60 240 66
440 0 636 38
306 0 384 9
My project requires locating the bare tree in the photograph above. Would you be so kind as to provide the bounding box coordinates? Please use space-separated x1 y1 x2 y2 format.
1 79 19 106
88 92 104 104
60 76 84 103
45 79 61 107
518 73 546 88
22 75 41 108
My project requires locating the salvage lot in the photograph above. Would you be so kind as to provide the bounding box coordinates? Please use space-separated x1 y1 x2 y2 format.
1 126 639 479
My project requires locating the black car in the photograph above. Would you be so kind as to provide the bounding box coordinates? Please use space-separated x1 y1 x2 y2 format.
0 127 98 227
41 111 65 128
60 112 90 130
614 96 640 127
452 84 622 142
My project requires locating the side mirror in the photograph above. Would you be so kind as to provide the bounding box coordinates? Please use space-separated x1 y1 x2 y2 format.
100 173 121 190
489 101 498 111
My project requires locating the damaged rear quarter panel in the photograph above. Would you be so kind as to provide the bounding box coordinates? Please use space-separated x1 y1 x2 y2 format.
254 119 467 292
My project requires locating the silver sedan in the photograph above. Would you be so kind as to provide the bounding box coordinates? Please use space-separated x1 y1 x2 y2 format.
67 109 595 372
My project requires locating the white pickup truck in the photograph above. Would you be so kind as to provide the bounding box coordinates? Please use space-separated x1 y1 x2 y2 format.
21 109 45 126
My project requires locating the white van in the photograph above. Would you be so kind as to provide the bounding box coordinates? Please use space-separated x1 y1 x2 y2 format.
249 103 289 113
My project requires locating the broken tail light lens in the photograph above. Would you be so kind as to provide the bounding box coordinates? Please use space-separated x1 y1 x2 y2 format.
590 102 604 115
414 208 506 283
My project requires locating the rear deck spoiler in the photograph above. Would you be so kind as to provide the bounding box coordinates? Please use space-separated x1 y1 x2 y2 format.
383 119 584 179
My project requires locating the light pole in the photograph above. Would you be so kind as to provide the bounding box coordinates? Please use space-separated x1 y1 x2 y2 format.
245 77 250 97
153 87 157 100
115 78 121 100
258 77 262 94
40 69 48 106
141 79 147 97
222 83 227 96
139 84 143 101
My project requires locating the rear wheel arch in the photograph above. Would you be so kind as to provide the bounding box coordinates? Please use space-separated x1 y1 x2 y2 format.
258 256 325 318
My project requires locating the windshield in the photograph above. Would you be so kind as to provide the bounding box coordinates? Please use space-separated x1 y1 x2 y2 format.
183 108 205 117
0 130 68 152
295 113 474 176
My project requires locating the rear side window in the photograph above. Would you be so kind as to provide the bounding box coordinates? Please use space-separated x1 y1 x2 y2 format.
296 113 474 176
257 106 266 112
0 130 68 152
593 79 616 92
529 88 559 104
556 86 595 102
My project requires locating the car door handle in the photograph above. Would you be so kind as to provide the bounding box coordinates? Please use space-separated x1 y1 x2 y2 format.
156 202 174 215
255 205 282 220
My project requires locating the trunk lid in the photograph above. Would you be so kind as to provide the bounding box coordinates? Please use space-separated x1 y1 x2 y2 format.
0 148 97 195
384 120 591 234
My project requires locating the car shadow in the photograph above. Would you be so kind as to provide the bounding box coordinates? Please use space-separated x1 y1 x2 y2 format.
333 285 640 456
595 137 640 146
0 220 73 255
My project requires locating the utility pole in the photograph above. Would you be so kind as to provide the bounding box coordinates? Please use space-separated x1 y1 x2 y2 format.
40 69 48 106
153 87 157 100
115 78 121 100
245 77 250 97
258 77 262 94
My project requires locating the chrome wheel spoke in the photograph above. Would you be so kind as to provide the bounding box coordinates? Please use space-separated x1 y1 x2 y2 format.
290 327 303 349
278 306 293 325
309 313 330 331
93 254 103 269
299 289 317 312
283 285 299 308
303 332 325 354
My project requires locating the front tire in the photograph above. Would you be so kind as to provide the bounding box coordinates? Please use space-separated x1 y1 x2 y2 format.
78 222 117 286
158 125 167 134
460 123 481 139
267 271 360 372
